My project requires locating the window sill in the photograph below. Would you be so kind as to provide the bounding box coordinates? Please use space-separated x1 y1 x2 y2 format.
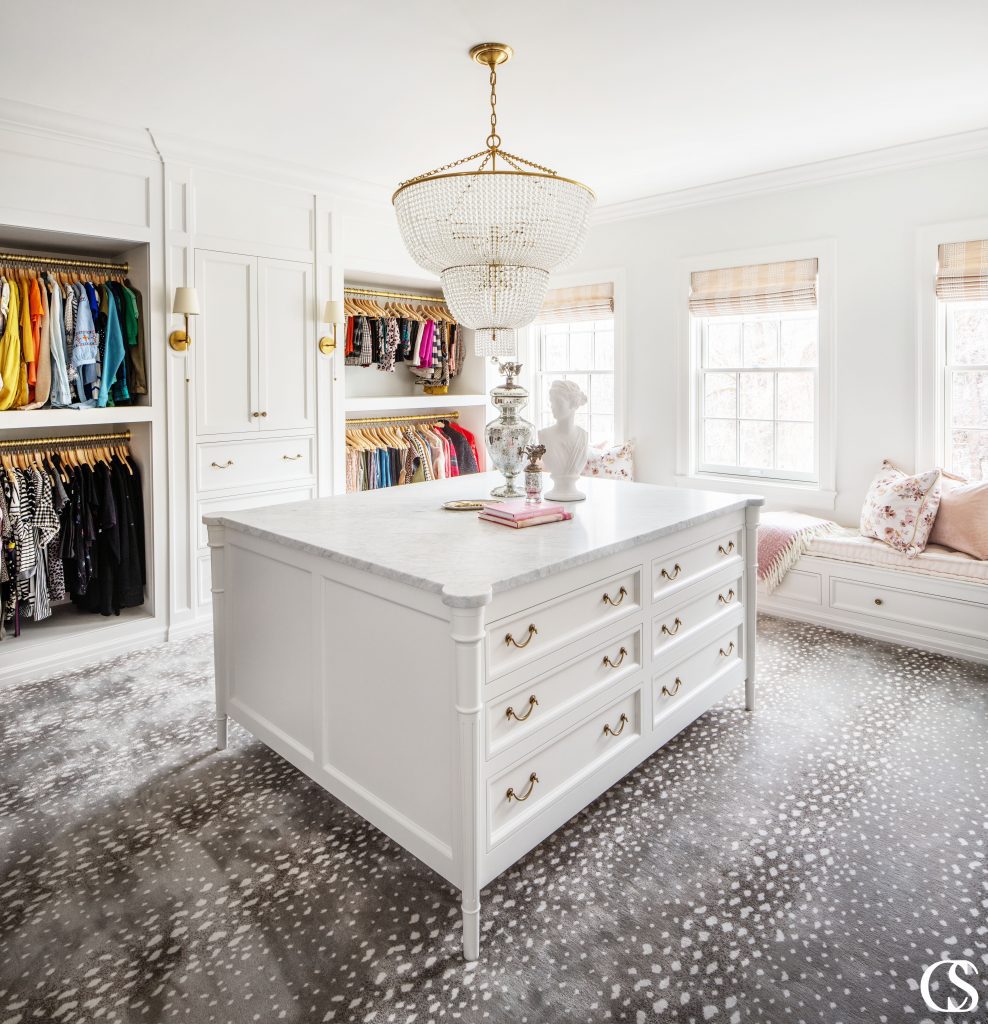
674 473 837 512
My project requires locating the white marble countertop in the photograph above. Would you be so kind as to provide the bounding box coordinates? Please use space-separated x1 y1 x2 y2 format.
204 474 763 607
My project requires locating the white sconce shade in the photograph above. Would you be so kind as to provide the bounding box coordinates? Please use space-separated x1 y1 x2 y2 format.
324 299 344 326
173 286 200 316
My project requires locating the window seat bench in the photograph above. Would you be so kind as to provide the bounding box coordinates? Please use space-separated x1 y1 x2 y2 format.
759 527 988 664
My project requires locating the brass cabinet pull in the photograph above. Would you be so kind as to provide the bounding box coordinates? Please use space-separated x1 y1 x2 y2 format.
210 460 234 469
251 412 261 418
602 646 628 669
719 641 735 657
661 677 683 698
602 585 628 607
661 563 682 581
874 597 883 606
506 772 539 802
506 695 539 722
603 712 629 737
661 617 682 636
718 541 736 556
505 624 538 649
282 453 303 461
718 589 736 605
260 411 268 417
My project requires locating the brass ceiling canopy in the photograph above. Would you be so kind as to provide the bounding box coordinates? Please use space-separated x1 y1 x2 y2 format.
468 42 514 67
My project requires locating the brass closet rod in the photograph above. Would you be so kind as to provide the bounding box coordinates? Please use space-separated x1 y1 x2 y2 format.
0 430 132 450
346 411 460 426
0 251 130 273
344 286 448 305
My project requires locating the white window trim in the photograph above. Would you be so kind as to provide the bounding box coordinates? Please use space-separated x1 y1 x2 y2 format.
675 239 837 511
519 267 626 443
915 216 988 473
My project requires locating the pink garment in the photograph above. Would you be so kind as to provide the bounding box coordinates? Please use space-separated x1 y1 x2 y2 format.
417 320 435 367
757 511 837 592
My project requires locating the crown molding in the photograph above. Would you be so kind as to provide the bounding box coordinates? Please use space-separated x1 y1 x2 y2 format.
592 126 988 226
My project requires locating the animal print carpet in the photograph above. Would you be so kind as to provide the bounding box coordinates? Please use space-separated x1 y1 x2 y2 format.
1 617 986 1024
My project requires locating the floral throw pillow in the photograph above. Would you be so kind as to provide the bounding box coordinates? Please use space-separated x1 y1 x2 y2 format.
859 460 942 556
583 440 635 481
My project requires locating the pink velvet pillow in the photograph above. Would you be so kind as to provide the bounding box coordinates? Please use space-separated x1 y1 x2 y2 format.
929 472 988 559
859 460 942 556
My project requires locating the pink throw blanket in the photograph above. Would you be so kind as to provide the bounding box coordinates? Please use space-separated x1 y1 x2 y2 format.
758 511 838 592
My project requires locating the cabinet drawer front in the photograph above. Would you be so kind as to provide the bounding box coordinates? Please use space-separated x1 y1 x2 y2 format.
197 436 314 493
652 576 743 659
653 624 741 726
197 487 314 549
830 577 988 638
488 567 642 679
488 685 643 847
486 626 642 759
652 526 742 602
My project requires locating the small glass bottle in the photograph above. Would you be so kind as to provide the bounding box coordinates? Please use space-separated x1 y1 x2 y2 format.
524 444 547 505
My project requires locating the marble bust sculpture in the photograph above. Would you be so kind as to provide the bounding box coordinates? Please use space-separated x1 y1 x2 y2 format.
538 379 589 501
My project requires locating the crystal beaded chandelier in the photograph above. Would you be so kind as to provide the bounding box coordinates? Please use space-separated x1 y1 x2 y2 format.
393 43 595 357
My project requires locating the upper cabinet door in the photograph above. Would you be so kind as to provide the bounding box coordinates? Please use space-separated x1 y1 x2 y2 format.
194 250 258 436
256 258 315 432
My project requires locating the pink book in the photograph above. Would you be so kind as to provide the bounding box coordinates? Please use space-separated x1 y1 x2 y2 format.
482 498 568 521
479 511 573 529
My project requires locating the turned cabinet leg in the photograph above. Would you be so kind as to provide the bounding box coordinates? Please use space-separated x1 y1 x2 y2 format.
215 713 228 750
462 889 480 961
743 503 760 713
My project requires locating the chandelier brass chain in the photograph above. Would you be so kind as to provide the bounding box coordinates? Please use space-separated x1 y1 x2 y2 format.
487 64 500 156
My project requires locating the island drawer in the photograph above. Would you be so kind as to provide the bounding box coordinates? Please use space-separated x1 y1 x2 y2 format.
196 436 314 493
652 522 743 602
652 575 743 661
487 566 642 680
485 625 643 759
653 623 742 727
487 684 643 847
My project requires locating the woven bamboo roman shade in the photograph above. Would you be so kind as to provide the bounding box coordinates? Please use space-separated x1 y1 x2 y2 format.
689 258 818 316
536 282 614 325
936 240 988 301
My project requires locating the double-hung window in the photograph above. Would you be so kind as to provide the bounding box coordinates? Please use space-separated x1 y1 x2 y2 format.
690 258 820 484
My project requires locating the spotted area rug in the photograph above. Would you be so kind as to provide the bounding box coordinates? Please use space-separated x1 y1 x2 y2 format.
1 617 986 1024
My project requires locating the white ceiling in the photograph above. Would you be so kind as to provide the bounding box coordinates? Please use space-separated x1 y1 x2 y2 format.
4 0 987 207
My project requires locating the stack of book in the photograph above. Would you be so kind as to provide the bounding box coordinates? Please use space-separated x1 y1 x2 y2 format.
480 499 574 529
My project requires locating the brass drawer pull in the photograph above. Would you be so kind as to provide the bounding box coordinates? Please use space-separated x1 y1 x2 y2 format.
661 563 682 581
661 677 682 698
282 453 303 461
506 695 538 722
719 641 735 657
505 624 538 649
874 597 883 606
210 460 234 469
718 541 736 556
602 586 628 607
506 772 539 802
603 712 629 737
718 589 736 605
661 617 682 636
602 646 628 669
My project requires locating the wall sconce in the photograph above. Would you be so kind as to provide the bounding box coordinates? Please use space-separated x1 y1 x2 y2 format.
169 286 200 352
319 299 344 355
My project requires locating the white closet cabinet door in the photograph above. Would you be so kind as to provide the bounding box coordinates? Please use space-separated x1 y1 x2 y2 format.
195 250 258 436
257 258 314 432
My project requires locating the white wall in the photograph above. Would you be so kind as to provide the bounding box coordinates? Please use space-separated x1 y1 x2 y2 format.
565 152 988 525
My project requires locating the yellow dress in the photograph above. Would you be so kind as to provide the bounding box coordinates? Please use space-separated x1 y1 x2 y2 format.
0 280 21 410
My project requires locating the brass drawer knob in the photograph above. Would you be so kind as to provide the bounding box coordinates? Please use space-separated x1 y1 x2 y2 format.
282 453 303 461
505 624 538 649
874 597 883 606
661 677 683 698
602 646 628 669
210 460 234 469
602 586 628 607
718 541 736 556
661 617 682 636
506 772 539 803
251 412 261 418
718 589 736 605
506 695 538 722
661 563 682 581
603 712 629 737
719 641 735 657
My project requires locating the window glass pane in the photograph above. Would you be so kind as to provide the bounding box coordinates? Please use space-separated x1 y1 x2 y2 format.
593 329 615 370
780 318 818 366
542 332 568 371
739 420 774 469
590 415 613 446
950 428 988 481
777 371 815 422
704 419 737 465
703 372 736 418
951 370 988 428
950 305 988 365
568 331 593 371
742 320 779 367
570 320 596 333
706 322 741 368
738 371 774 419
590 373 614 415
777 422 815 473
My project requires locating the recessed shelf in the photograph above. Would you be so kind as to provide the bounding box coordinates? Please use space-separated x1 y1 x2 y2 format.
344 394 488 414
0 406 154 429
